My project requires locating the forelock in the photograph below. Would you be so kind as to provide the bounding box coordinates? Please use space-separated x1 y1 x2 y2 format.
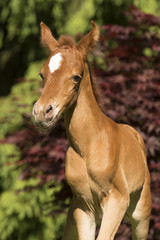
58 35 76 48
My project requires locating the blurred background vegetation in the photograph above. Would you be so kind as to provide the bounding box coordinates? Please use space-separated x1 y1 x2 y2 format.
1 0 160 96
0 0 160 239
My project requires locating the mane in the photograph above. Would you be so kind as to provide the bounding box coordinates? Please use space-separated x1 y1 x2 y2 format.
87 62 105 112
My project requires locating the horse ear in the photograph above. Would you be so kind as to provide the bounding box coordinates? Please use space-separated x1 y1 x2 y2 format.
77 21 99 59
40 22 59 52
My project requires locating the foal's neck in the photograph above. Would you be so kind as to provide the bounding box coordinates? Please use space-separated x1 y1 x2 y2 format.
64 63 104 157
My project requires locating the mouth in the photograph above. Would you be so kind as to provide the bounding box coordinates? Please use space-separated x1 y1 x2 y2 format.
34 110 62 134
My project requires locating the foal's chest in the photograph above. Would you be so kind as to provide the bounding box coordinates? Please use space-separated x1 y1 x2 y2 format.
65 147 99 202
65 147 89 195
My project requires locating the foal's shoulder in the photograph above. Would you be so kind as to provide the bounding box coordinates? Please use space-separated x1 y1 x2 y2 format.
118 123 145 153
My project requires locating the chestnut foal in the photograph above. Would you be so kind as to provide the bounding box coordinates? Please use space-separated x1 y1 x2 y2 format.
32 21 151 240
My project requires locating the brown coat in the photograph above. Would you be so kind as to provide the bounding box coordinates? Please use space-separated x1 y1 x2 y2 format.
33 21 152 240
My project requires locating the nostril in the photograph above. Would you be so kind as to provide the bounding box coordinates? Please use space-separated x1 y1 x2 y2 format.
45 105 53 114
45 105 54 121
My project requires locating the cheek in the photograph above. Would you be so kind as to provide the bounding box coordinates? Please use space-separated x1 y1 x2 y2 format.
59 82 78 108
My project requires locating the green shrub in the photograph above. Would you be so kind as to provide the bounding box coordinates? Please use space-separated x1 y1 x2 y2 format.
0 78 67 239
0 78 40 139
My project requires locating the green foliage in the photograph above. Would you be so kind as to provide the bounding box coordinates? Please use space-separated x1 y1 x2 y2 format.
0 179 66 240
0 142 66 240
0 67 68 239
2 0 160 95
0 78 40 139
0 75 67 239
135 0 160 15
0 0 68 95
143 47 158 57
64 0 134 35
64 0 96 35
0 144 20 192
25 60 46 79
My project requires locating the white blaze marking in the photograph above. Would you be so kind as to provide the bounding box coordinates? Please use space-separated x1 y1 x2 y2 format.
48 53 62 73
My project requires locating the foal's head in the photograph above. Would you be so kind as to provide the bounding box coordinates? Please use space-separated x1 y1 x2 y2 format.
33 21 99 131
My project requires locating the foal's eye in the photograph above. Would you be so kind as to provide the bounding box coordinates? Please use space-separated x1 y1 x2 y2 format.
72 75 82 83
39 73 44 81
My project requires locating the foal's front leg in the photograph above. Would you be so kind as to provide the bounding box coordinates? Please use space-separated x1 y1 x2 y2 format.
62 195 96 240
62 197 78 240
97 189 129 240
